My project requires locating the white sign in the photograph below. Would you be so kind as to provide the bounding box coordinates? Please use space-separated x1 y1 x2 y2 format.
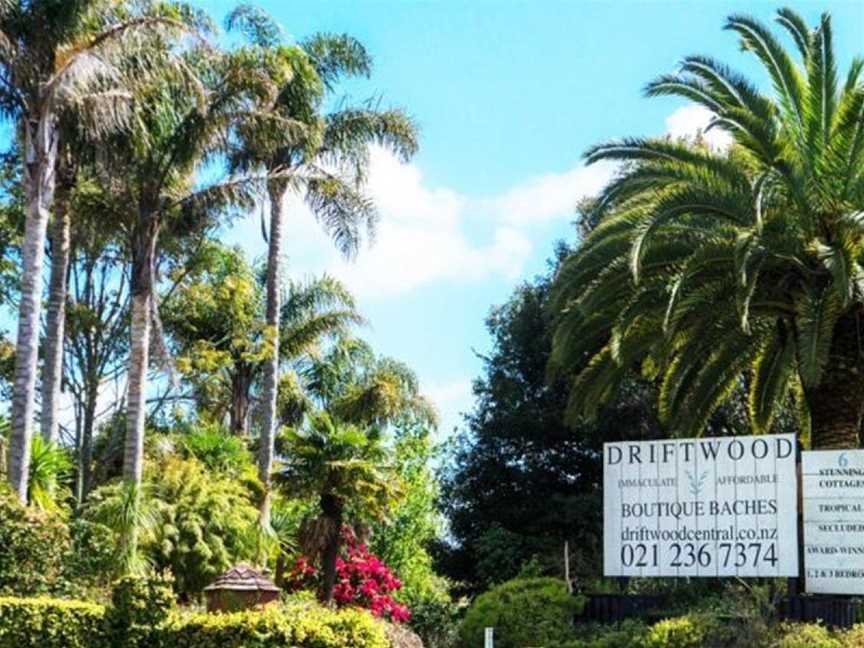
803 450 864 594
603 434 798 577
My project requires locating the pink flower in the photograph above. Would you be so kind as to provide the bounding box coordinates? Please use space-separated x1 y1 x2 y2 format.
282 525 411 623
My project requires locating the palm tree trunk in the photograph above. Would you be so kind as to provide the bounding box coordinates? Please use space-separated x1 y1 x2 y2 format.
8 116 58 503
123 208 159 486
229 368 251 437
258 184 287 527
808 308 864 449
320 494 344 605
41 183 72 445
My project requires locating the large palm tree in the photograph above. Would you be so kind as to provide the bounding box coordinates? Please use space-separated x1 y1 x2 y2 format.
40 151 73 446
226 5 419 524
0 0 184 502
550 9 864 449
102 31 304 489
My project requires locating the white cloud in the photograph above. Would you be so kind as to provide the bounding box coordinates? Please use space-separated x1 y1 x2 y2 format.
665 104 734 150
229 105 727 301
272 146 536 299
487 161 617 226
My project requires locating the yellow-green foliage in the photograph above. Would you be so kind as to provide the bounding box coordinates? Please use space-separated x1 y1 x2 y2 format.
776 622 842 648
641 615 708 648
840 624 864 648
156 604 389 648
0 595 390 648
0 597 107 648
0 487 70 595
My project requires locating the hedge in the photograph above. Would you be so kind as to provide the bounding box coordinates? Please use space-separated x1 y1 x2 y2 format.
153 605 390 648
0 596 390 648
0 597 107 648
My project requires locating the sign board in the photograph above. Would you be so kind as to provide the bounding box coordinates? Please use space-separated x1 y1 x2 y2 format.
603 434 798 577
803 450 864 594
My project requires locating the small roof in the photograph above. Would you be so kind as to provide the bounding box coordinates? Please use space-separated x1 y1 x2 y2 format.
203 564 280 593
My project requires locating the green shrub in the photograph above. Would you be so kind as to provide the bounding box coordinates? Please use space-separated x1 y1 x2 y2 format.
398 580 462 648
0 486 70 595
459 577 585 648
105 573 175 644
83 457 259 599
559 620 649 648
777 622 842 648
64 519 117 596
840 624 864 648
0 595 389 648
180 423 254 476
154 604 389 648
641 615 708 648
0 597 107 648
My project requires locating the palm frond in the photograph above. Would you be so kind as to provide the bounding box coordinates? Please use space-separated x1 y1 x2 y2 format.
225 3 283 48
725 13 806 133
795 287 842 386
749 331 796 433
300 33 372 90
775 8 812 63
305 171 377 259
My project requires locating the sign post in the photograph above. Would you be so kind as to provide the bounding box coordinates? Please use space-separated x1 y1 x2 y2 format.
802 450 864 594
603 434 798 577
484 627 493 648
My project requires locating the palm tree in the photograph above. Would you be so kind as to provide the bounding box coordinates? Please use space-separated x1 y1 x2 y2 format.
108 42 284 488
0 0 187 502
276 410 400 604
40 152 74 446
163 242 364 436
42 126 99 447
549 9 864 449
226 5 419 524
302 338 438 429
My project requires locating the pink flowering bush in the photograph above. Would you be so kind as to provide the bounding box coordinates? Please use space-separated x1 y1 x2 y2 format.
286 527 411 623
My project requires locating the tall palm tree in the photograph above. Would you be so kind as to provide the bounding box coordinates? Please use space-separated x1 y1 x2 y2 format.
40 153 73 446
0 0 184 502
549 9 864 449
106 39 299 489
276 410 400 604
226 5 419 524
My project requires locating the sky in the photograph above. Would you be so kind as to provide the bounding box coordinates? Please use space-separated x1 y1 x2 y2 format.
191 0 864 439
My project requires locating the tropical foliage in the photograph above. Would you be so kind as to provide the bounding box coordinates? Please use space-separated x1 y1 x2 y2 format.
277 410 403 603
550 8 864 449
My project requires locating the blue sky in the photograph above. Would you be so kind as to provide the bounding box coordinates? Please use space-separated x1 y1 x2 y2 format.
194 0 864 438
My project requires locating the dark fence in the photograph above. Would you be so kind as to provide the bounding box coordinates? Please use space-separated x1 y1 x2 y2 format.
579 594 668 624
780 596 864 629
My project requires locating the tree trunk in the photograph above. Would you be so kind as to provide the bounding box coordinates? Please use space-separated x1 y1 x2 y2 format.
78 376 98 499
123 208 159 486
258 184 286 527
320 494 344 605
229 368 252 437
41 172 73 445
8 115 58 503
808 308 864 449
274 553 287 589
